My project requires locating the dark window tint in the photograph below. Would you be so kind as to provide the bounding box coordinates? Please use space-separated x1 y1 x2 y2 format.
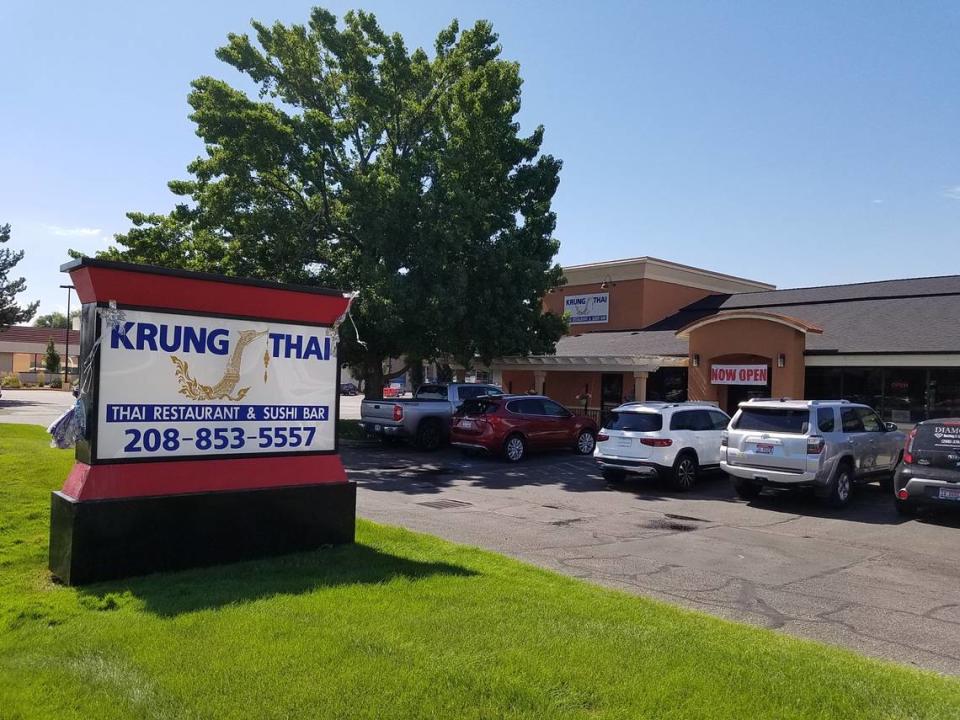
734 408 810 434
416 384 447 398
670 411 692 431
542 400 571 417
856 407 883 432
458 399 499 416
817 408 835 433
841 408 864 433
458 385 498 400
606 412 663 432
508 398 545 415
708 411 730 430
914 422 960 456
671 410 711 431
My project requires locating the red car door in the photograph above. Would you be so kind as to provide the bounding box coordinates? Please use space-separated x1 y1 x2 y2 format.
540 399 577 447
511 398 550 448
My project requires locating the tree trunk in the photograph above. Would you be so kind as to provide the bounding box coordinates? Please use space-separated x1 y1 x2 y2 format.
363 365 385 400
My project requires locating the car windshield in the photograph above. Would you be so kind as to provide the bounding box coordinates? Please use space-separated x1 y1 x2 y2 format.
605 411 663 432
457 399 499 416
734 407 810 434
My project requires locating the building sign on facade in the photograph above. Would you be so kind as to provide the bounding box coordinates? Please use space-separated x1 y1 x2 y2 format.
565 292 609 324
710 364 769 386
97 309 337 461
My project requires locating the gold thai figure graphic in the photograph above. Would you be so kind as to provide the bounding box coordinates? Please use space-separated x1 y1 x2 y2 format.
171 329 268 401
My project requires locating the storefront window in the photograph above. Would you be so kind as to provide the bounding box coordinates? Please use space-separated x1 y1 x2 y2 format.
882 368 927 423
647 367 688 402
805 367 842 400
804 366 960 423
841 368 883 412
928 368 960 419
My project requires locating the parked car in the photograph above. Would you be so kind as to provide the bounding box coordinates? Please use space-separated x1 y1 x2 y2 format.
450 395 598 462
722 399 905 508
360 382 503 450
893 418 960 515
340 382 359 396
593 402 730 490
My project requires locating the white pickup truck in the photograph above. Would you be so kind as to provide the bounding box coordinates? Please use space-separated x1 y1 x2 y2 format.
360 383 503 450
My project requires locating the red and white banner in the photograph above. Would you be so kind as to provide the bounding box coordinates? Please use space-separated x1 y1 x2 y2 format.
710 364 769 386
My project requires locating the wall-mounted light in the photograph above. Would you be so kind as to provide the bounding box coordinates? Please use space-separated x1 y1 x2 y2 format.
599 274 617 291
692 353 700 367
777 353 786 368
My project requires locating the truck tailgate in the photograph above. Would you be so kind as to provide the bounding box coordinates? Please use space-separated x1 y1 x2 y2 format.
361 400 400 421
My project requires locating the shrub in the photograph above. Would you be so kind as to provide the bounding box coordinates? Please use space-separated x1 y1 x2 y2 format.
49 376 63 389
2 373 21 388
36 371 46 387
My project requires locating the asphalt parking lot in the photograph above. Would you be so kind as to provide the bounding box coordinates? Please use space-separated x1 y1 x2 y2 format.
346 443 960 675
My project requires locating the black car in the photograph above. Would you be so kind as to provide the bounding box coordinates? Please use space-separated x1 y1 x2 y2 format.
340 382 359 396
893 418 960 514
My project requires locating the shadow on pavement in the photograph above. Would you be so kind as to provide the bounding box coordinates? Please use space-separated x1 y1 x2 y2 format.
79 543 476 617
343 444 612 495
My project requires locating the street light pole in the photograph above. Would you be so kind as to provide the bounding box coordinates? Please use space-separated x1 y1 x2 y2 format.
59 284 74 386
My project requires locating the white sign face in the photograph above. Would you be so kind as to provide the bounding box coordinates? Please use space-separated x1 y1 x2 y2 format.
96 309 337 461
564 292 609 324
710 364 769 386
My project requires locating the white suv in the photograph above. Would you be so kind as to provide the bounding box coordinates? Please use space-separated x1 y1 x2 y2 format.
593 402 730 490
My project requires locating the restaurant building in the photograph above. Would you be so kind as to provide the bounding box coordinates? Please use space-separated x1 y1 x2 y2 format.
492 257 960 423
0 325 79 376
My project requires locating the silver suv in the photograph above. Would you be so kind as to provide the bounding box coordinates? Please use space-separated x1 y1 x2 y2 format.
722 399 905 507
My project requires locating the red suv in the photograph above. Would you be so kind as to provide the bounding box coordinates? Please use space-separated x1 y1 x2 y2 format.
450 395 598 462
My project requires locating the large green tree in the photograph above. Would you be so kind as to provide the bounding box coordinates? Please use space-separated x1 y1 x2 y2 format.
100 8 566 396
34 311 78 329
0 224 38 330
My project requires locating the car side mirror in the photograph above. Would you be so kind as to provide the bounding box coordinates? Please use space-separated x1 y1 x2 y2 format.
884 422 899 432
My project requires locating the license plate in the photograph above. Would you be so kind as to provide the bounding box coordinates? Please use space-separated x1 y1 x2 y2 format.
755 443 774 454
460 420 475 430
616 438 632 448
374 424 382 432
938 487 960 501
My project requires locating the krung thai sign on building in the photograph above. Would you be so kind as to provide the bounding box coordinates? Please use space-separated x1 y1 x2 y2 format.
564 292 609 324
97 310 336 460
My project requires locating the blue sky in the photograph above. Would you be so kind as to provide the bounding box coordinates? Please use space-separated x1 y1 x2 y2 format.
3 1 960 316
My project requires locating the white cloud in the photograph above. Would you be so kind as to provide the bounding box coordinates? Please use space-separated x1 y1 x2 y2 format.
943 186 960 200
44 225 102 237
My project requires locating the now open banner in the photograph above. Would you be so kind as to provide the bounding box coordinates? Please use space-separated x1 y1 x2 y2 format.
710 364 769 386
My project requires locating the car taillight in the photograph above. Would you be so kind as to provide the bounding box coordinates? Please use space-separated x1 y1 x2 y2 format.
640 438 673 447
807 436 825 454
393 405 403 422
721 431 728 447
903 428 917 464
597 432 609 442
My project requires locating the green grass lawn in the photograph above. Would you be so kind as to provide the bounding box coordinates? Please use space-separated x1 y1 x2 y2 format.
1 424 958 719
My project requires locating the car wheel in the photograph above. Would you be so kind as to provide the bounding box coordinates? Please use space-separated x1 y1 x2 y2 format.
602 468 626 483
415 419 443 451
575 430 596 455
671 454 698 492
503 434 526 463
733 477 762 499
825 464 854 508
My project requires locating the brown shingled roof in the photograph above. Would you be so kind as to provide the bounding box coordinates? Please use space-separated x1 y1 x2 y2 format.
0 325 80 345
